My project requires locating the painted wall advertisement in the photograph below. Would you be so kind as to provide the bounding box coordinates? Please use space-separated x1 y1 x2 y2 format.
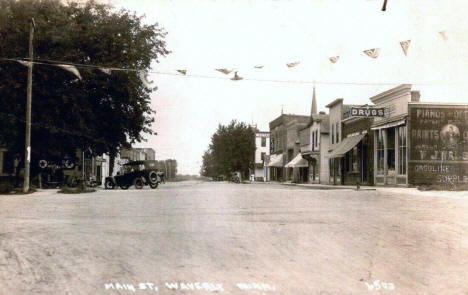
408 104 468 185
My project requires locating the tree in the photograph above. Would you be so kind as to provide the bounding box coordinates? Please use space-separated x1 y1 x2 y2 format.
201 120 255 178
0 0 169 173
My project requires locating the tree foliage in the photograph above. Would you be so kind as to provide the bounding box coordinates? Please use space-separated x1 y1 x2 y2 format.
0 0 169 168
201 120 255 178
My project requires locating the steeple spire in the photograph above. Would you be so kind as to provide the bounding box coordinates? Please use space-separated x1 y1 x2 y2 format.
311 85 317 116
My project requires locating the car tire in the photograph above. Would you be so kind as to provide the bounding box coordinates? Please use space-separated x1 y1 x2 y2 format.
120 184 129 190
134 178 144 189
148 170 159 184
149 182 158 189
105 179 115 189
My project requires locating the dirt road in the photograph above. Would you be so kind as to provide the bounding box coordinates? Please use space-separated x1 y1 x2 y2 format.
1 182 467 294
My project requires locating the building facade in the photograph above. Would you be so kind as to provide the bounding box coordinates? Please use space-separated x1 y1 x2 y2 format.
253 131 270 181
370 84 419 186
268 114 310 181
407 103 468 187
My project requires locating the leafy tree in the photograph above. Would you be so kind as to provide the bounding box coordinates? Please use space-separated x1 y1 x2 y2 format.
201 120 255 178
0 0 169 173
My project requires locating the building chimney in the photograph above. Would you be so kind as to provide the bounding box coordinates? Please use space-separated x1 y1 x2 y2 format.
411 91 420 102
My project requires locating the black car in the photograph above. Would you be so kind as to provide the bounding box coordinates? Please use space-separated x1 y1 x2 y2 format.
104 160 161 189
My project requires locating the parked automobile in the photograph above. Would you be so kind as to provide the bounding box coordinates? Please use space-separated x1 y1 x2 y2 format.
230 171 241 183
104 160 161 189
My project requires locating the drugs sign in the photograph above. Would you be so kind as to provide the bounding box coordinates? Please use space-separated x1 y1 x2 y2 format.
408 104 468 185
350 107 385 117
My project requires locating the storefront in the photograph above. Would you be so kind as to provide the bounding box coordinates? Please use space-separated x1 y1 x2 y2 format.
372 120 408 185
328 134 365 185
343 115 375 185
267 153 283 181
369 84 419 186
285 153 309 183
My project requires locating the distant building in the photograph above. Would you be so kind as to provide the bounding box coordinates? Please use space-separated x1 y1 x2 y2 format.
268 114 310 181
253 131 270 181
120 147 156 161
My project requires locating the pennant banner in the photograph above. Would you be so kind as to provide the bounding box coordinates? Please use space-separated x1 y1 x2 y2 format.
16 60 32 67
231 71 243 81
139 71 152 87
216 68 234 75
99 68 112 75
363 48 381 59
400 40 411 56
57 64 82 80
176 69 187 75
439 31 448 42
286 61 300 68
329 56 340 63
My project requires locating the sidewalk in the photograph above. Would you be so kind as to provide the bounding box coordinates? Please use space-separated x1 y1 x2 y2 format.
249 181 468 199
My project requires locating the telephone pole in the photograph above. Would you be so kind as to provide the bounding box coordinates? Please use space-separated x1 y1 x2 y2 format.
23 18 35 193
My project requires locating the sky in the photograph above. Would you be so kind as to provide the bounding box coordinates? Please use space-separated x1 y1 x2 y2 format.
107 0 468 175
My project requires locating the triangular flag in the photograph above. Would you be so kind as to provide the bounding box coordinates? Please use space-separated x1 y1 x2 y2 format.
231 71 243 81
16 60 32 67
286 61 300 68
400 40 411 56
216 68 234 75
99 68 112 75
439 31 448 42
57 64 82 80
139 71 152 87
363 48 381 59
254 65 264 69
176 69 187 75
329 56 340 63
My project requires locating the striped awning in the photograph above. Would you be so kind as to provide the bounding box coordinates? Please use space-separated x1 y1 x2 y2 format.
327 134 365 158
285 153 309 168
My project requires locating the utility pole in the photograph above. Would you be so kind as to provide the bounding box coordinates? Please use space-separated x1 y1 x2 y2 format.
23 18 35 193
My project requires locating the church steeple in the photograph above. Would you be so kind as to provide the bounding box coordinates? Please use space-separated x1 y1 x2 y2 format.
311 85 317 116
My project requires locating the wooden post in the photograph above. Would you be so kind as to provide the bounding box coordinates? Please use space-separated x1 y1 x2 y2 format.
23 18 35 193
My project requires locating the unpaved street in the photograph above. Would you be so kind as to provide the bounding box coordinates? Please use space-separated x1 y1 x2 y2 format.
1 182 468 295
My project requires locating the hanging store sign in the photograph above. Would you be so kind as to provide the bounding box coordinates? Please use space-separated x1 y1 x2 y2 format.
350 107 385 117
408 104 468 185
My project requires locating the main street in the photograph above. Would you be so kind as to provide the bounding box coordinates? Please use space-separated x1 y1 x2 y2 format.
1 182 467 294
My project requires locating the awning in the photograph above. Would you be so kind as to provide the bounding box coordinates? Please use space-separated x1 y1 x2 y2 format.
285 153 309 168
267 154 284 167
371 119 405 130
327 134 365 158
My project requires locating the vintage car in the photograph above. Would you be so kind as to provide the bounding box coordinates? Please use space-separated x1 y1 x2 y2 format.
104 160 161 189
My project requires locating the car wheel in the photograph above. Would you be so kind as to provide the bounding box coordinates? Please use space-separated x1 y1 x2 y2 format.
148 170 159 184
120 184 129 190
149 182 158 189
105 179 115 189
134 178 144 189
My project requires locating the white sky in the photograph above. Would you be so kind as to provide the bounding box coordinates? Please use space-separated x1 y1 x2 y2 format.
109 0 468 175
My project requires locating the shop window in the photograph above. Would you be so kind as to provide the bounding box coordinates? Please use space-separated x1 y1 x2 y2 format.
377 130 384 174
346 147 358 172
398 126 407 175
336 123 340 143
261 137 266 147
332 125 335 144
387 128 395 172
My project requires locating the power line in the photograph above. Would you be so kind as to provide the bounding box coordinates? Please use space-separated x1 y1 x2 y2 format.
1 56 465 87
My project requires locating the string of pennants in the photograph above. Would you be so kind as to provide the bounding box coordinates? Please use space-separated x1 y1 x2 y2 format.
175 31 449 80
2 57 154 87
0 30 450 84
